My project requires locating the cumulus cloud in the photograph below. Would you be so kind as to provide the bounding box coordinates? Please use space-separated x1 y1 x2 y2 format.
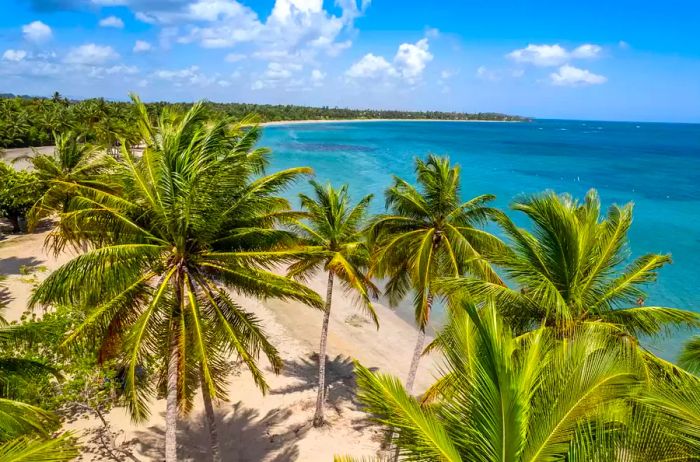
22 20 52 43
64 44 119 64
142 0 368 65
99 15 124 28
550 64 606 86
2 49 28 62
394 38 433 82
345 38 433 84
133 40 152 52
507 43 601 67
346 53 396 79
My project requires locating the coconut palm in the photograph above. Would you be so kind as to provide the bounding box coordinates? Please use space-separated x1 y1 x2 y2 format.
438 189 699 337
27 131 115 232
343 299 699 461
369 154 505 392
30 95 323 462
286 181 378 427
679 336 700 375
0 322 79 462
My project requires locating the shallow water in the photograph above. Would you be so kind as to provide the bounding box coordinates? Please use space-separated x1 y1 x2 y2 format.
261 119 700 359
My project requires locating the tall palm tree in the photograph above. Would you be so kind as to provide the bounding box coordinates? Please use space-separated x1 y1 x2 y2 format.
27 131 115 232
342 300 699 461
30 95 323 462
439 189 699 337
286 181 378 427
369 154 504 392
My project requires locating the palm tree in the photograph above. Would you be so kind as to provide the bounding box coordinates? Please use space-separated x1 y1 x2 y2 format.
342 300 699 461
27 131 115 232
30 95 323 462
439 189 699 337
286 181 379 427
679 336 700 374
369 154 504 392
0 321 79 462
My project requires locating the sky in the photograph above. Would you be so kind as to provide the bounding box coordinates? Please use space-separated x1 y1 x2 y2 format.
1 0 700 122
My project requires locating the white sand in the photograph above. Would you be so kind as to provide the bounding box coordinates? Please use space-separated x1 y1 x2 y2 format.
0 230 439 461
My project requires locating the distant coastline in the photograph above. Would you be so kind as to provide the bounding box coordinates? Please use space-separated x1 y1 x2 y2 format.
261 118 524 127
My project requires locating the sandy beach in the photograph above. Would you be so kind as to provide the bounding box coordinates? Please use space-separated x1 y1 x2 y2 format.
0 230 438 461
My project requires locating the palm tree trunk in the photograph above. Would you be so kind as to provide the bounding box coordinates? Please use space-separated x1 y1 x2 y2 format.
313 270 334 427
405 293 432 393
405 329 426 394
165 331 179 462
200 369 222 462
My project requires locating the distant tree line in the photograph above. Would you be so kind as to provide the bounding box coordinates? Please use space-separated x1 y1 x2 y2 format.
0 92 530 148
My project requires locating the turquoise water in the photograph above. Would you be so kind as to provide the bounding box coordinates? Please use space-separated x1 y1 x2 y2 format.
261 120 700 359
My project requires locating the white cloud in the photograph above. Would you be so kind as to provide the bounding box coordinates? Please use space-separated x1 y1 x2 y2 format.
135 12 157 24
346 38 433 84
618 40 630 50
264 61 302 79
154 65 218 87
2 49 27 62
507 43 602 67
440 69 455 80
571 44 602 59
64 44 119 65
394 38 433 82
346 53 396 79
550 64 607 86
225 53 246 63
133 40 152 53
22 21 52 43
88 64 138 78
507 44 569 67
188 0 252 21
251 80 265 90
99 16 125 28
310 68 325 86
139 0 368 65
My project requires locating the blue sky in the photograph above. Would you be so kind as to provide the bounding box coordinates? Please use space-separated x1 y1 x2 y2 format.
1 0 699 122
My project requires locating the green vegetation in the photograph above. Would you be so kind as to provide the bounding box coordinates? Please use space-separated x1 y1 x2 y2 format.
29 96 322 462
0 299 79 461
286 181 378 427
438 189 700 336
368 155 504 392
0 93 529 149
0 94 698 461
0 163 45 234
345 301 700 461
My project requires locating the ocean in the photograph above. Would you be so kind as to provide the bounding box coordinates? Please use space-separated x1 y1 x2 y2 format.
261 119 700 359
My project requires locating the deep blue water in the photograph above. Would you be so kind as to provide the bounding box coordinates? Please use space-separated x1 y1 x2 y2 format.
261 119 700 359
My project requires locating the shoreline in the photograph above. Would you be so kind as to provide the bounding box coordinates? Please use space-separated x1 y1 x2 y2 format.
261 118 524 127
0 230 437 461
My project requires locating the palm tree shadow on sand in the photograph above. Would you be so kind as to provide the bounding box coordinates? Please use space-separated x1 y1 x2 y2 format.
272 353 379 432
130 354 381 460
132 404 301 462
